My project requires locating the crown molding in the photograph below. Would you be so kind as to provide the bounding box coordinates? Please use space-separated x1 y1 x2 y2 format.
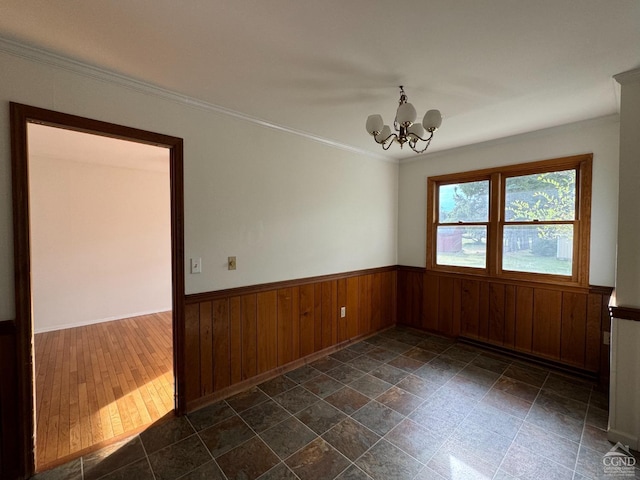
0 36 393 163
614 68 640 86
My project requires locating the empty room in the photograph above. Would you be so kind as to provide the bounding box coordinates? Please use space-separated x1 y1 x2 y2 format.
1 2 640 480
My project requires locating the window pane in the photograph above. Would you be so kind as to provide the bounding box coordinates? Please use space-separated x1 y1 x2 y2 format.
505 170 576 222
502 225 573 275
437 226 487 268
439 180 489 223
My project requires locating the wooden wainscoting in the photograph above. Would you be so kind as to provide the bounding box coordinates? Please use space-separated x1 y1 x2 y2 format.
184 267 397 410
0 321 19 480
397 267 612 380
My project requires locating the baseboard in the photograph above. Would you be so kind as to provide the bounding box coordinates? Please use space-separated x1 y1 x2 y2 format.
608 428 639 451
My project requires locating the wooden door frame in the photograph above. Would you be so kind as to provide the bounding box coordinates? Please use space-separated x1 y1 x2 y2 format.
10 102 186 477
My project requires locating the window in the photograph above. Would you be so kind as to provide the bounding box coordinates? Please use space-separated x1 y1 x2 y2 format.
427 154 592 286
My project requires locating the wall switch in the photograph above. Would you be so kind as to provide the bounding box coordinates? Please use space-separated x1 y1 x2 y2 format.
603 331 610 345
228 256 236 270
340 306 346 318
190 257 202 274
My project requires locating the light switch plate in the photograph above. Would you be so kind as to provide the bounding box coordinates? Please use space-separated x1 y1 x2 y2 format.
191 257 202 274
228 256 236 270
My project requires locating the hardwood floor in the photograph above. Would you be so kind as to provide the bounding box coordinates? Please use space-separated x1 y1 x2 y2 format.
34 312 174 470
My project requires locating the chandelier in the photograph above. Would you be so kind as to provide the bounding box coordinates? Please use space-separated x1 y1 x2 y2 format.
366 86 442 154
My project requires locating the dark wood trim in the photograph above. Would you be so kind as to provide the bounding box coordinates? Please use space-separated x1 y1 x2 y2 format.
0 320 16 335
397 265 426 274
185 265 397 304
10 102 185 477
459 336 599 382
398 265 609 295
610 306 640 322
590 285 614 296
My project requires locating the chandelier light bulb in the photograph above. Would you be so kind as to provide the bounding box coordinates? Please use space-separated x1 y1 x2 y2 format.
366 86 442 154
396 102 417 126
375 125 392 143
423 109 443 132
366 114 384 135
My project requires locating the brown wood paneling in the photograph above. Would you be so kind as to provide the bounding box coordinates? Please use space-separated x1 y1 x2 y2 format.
514 286 534 351
277 288 294 365
410 272 423 329
199 302 213 396
532 289 563 358
504 285 516 348
452 279 461 337
241 295 257 379
460 279 480 338
561 292 588 367
212 299 230 390
478 281 490 339
438 277 454 335
380 271 393 328
585 293 602 372
346 276 360 339
320 281 334 349
488 283 506 345
371 273 382 333
298 285 315 358
291 286 300 362
359 275 372 335
337 279 348 343
184 304 201 403
257 291 278 374
313 284 323 352
423 274 438 330
229 297 242 385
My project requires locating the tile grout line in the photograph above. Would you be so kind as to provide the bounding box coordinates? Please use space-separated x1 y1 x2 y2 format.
184 414 230 480
137 433 157 480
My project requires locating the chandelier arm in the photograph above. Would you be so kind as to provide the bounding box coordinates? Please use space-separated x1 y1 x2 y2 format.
410 137 433 154
375 132 397 148
409 131 435 143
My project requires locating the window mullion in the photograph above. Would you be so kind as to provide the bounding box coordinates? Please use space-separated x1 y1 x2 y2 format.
488 172 502 276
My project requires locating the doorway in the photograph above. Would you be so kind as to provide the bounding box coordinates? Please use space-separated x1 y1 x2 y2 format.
10 103 185 477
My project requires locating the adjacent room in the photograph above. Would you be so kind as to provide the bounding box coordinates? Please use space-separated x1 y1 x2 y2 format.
28 124 174 469
0 2 639 480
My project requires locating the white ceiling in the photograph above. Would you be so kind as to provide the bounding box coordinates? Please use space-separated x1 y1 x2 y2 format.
2 0 639 160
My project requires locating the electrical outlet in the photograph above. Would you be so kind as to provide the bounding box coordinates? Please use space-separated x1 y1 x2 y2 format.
228 256 236 270
603 331 610 345
340 306 346 318
190 257 202 274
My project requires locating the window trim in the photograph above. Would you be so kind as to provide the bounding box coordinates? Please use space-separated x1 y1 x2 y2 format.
426 154 592 287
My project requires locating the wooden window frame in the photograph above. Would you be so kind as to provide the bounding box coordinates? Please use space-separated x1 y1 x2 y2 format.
426 154 592 287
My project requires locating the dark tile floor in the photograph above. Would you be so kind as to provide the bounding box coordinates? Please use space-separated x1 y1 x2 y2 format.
34 327 633 480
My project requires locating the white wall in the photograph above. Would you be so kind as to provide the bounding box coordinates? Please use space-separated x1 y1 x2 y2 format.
0 47 399 322
398 115 620 287
29 151 171 333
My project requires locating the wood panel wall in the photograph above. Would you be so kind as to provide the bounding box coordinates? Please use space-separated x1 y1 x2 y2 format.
183 268 397 409
397 267 612 379
0 322 20 480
